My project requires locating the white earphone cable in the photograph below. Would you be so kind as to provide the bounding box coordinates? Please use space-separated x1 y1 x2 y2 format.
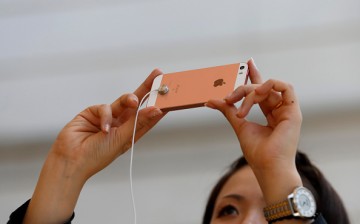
129 89 158 224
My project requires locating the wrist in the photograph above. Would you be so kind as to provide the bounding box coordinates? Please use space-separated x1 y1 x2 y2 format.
252 165 302 206
24 151 86 223
50 138 93 181
46 149 88 185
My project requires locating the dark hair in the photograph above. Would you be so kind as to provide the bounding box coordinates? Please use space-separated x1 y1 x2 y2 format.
202 151 350 224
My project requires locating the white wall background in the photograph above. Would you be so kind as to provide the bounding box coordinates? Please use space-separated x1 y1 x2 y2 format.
1 0 360 223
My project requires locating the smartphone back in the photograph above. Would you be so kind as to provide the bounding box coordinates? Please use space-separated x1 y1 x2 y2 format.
148 63 248 111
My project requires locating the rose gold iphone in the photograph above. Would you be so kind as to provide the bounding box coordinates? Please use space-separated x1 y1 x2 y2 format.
147 62 248 111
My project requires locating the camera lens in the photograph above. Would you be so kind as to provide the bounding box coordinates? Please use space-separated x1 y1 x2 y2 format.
240 66 245 70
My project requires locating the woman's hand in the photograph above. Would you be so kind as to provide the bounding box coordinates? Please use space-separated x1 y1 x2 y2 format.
53 69 165 180
206 59 303 205
24 69 165 224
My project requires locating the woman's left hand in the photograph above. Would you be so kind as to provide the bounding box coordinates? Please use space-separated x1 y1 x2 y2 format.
206 59 303 205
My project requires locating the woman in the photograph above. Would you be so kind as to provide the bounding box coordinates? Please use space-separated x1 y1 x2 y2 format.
8 59 349 223
202 152 350 224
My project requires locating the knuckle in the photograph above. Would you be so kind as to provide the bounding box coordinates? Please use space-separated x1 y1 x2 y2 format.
267 78 276 84
245 85 256 95
119 93 132 106
99 104 108 110
136 118 150 131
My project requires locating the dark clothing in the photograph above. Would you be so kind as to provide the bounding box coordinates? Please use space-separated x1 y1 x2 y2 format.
269 213 327 224
8 200 326 224
313 213 328 224
7 200 74 224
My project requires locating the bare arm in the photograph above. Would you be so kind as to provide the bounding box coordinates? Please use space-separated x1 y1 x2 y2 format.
23 69 165 224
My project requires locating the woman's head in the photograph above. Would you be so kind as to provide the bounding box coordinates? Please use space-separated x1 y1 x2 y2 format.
203 151 350 224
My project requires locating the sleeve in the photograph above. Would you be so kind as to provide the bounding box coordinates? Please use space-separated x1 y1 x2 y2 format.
7 199 75 224
312 213 327 224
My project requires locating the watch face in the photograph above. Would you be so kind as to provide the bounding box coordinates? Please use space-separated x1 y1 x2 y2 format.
293 187 316 217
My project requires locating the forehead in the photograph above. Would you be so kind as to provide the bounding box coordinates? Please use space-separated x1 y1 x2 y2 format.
217 166 263 200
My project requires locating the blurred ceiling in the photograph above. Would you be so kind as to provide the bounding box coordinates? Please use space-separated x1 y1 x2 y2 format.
1 1 360 222
1 0 360 144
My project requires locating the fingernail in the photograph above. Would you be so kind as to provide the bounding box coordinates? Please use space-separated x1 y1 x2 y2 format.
151 108 163 118
104 124 110 133
130 95 138 104
250 57 258 70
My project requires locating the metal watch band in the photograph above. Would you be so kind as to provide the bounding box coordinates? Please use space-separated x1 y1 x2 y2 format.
263 200 293 222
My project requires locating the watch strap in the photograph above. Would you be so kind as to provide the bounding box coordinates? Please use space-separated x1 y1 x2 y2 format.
263 199 293 222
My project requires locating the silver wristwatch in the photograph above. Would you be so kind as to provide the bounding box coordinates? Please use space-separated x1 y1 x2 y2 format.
263 186 317 222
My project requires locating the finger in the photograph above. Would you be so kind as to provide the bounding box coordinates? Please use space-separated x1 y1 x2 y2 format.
238 80 294 118
98 104 112 133
206 99 246 131
249 79 293 117
224 84 259 104
236 91 266 118
255 79 298 106
111 69 162 119
132 107 167 142
248 58 263 84
247 58 273 117
111 93 139 118
236 82 283 117
251 79 301 127
80 104 113 132
113 106 164 150
254 89 283 117
133 68 163 104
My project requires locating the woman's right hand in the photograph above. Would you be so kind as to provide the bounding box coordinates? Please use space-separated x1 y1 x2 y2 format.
52 68 166 180
24 69 165 224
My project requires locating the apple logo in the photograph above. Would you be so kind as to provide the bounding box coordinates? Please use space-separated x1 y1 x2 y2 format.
213 78 225 87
